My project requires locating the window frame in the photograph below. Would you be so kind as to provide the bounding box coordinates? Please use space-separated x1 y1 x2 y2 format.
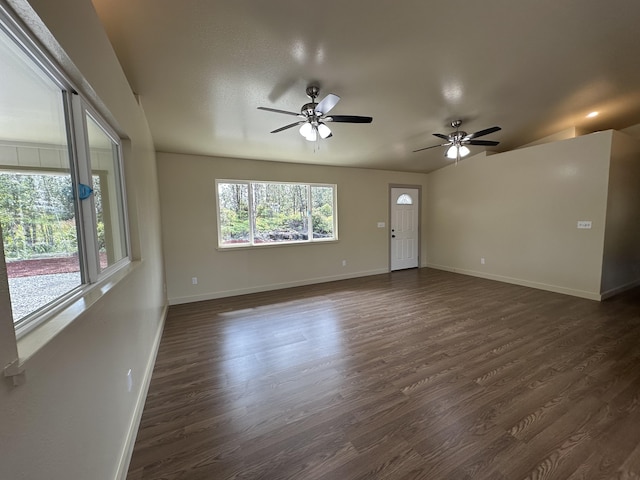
73 101 130 281
215 179 338 248
0 4 131 339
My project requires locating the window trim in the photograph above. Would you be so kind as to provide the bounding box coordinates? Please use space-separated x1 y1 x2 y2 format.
215 179 338 249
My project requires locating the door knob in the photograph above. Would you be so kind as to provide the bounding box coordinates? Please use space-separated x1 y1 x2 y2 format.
391 235 396 238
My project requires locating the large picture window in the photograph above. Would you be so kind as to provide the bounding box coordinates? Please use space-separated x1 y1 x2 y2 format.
216 180 337 247
0 10 129 336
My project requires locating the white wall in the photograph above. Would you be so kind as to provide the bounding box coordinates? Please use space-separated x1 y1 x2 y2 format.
425 132 613 300
0 1 165 479
519 126 581 148
621 122 640 139
160 130 636 306
600 130 640 296
157 152 428 304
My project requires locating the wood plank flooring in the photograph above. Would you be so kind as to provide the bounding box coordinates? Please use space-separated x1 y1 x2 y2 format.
127 268 640 480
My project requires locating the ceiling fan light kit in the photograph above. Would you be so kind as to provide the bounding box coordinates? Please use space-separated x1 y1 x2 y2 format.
258 85 373 142
299 118 331 141
446 144 470 159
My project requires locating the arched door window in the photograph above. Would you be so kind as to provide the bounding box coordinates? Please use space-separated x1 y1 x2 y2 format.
396 193 413 205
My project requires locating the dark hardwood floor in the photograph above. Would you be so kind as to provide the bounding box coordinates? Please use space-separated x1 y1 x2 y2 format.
127 268 640 480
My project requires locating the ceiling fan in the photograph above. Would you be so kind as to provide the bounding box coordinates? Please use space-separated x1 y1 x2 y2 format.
257 85 373 141
413 120 501 163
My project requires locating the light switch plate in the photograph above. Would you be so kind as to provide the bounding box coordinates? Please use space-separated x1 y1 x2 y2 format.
377 222 385 228
577 221 592 229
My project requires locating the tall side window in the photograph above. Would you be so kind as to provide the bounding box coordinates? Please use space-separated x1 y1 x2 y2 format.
85 113 128 271
0 11 129 336
216 180 337 247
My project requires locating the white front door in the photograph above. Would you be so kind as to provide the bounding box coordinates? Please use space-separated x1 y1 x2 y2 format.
390 187 419 271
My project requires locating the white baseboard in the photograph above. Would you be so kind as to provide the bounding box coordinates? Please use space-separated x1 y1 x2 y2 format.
427 264 602 301
600 278 640 300
169 269 389 305
114 303 168 480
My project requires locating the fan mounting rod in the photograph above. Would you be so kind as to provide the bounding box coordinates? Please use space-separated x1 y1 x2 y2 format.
306 85 320 100
451 120 466 140
301 85 321 117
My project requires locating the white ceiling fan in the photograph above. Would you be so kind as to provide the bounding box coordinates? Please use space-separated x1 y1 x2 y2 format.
258 85 373 141
414 120 501 163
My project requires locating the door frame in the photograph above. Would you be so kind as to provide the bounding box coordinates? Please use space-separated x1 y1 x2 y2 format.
389 184 422 271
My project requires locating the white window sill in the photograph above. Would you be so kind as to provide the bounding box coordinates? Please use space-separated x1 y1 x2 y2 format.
8 260 140 380
216 238 339 251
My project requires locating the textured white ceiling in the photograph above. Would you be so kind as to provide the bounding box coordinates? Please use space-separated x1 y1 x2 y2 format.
92 0 640 172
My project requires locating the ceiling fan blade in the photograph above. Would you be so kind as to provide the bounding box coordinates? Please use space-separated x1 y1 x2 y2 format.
257 106 302 117
464 126 501 140
432 133 450 140
325 115 373 123
315 94 340 115
270 121 304 133
413 143 449 153
467 140 500 146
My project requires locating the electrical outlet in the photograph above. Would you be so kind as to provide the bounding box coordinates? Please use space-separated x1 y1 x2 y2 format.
191 277 198 285
481 257 485 265
127 369 133 392
342 260 347 267
577 221 592 229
